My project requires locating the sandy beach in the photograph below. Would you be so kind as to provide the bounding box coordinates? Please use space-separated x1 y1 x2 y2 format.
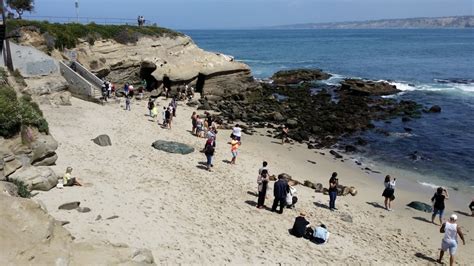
34 96 474 265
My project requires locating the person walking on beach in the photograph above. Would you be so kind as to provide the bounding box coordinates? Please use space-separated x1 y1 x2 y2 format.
204 139 215 171
382 175 396 211
147 98 155 117
191 112 197 135
328 172 338 211
231 124 242 142
282 126 289 144
290 212 310 238
125 95 131 111
229 137 239 165
272 174 289 214
257 169 269 208
437 214 465 266
432 187 449 225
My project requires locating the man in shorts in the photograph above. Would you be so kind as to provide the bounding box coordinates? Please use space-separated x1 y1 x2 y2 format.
437 214 466 266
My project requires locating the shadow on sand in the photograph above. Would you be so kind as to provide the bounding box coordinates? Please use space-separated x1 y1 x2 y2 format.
414 252 438 263
412 216 432 224
454 210 471 217
313 202 329 209
247 191 258 197
245 200 272 211
366 201 386 210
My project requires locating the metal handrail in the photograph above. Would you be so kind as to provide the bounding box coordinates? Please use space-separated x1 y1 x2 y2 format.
21 15 157 26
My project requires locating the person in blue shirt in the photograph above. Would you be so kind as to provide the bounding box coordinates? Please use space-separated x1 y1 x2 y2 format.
312 224 330 244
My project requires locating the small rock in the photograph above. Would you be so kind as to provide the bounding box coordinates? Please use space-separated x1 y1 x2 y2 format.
106 215 119 220
303 180 316 189
314 183 324 193
132 248 155 264
340 213 353 223
77 207 91 213
92 135 112 146
58 201 80 210
95 215 102 221
330 150 343 159
428 105 441 113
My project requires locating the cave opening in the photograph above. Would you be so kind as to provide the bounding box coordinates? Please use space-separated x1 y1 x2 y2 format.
195 73 206 95
139 64 158 91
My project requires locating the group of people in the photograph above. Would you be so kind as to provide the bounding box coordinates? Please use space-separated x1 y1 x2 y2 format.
290 212 330 244
137 16 146 26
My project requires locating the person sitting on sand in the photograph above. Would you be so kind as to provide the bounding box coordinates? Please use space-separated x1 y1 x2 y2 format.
229 137 239 165
271 174 289 214
290 212 310 238
432 187 449 225
328 172 338 211
437 214 465 266
470 199 474 216
257 169 269 209
312 224 330 244
382 175 396 211
58 167 82 188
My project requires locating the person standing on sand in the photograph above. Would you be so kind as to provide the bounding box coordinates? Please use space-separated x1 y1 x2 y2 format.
125 95 131 111
259 161 269 176
290 212 310 238
231 124 242 142
257 169 269 208
328 172 338 211
271 174 289 214
282 126 289 144
382 175 396 211
204 140 215 171
165 107 172 129
432 187 449 225
470 199 474 216
191 112 197 135
147 98 155 117
229 137 239 165
437 214 465 266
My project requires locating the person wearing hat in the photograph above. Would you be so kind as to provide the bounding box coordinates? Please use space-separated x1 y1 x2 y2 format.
290 212 310 238
437 214 466 266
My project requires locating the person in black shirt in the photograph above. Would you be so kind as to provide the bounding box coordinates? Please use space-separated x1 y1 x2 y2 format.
290 212 310 238
328 172 338 211
271 175 289 214
431 187 449 225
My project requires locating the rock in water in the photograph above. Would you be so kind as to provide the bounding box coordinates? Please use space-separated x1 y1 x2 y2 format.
152 140 194 154
272 69 332 85
59 201 80 210
341 79 401 96
92 135 112 146
407 201 433 213
330 150 343 159
429 105 442 113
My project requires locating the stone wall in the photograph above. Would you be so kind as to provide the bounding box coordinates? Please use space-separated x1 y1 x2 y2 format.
0 42 58 77
59 61 97 101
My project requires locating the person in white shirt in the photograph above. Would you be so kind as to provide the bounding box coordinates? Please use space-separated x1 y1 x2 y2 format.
437 214 466 266
231 124 242 142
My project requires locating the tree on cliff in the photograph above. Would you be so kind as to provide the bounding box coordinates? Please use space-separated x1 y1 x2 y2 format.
7 0 34 19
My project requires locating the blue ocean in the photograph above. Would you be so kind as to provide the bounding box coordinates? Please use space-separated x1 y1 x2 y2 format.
183 29 474 193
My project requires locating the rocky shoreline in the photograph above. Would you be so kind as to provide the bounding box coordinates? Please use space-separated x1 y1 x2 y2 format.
191 69 434 150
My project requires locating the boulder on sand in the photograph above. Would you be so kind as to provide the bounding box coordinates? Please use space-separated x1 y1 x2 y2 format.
152 140 194 155
92 134 112 147
407 201 433 213
9 166 58 191
30 134 59 166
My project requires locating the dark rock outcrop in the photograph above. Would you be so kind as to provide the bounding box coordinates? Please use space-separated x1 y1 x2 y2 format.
341 79 400 96
407 201 433 213
272 69 331 85
152 140 194 154
92 135 112 147
428 105 442 113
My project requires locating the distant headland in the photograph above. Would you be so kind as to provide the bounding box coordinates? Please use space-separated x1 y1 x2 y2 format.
269 16 474 29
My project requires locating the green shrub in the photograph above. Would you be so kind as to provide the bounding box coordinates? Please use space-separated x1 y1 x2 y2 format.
12 69 27 86
19 97 48 134
11 179 31 198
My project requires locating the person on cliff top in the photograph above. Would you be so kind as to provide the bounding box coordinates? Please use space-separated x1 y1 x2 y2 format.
271 174 289 214
229 136 239 165
328 172 338 211
437 214 466 266
57 167 82 188
147 98 155 117
282 126 289 145
290 212 310 238
382 175 396 211
432 187 449 225
257 168 269 209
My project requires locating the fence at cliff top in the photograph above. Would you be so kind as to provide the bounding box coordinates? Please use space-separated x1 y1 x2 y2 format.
20 15 158 26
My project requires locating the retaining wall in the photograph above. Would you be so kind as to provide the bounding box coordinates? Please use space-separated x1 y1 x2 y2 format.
59 61 97 101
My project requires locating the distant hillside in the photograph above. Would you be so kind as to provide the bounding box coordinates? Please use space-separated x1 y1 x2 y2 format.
271 16 474 29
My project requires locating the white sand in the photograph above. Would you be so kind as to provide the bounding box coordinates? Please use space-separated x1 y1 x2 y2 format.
35 96 474 264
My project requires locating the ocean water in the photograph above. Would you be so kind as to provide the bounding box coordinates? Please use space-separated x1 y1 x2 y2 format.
183 29 474 193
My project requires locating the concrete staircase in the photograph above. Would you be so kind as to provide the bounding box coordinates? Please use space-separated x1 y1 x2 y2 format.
59 60 104 103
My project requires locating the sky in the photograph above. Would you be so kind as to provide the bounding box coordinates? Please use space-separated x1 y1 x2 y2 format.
19 0 474 29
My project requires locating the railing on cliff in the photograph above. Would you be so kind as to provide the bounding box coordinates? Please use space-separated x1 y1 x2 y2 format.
21 15 158 26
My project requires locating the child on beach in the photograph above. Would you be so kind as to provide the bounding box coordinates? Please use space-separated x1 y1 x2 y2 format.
125 95 131 111
229 137 239 164
382 175 396 211
57 167 82 188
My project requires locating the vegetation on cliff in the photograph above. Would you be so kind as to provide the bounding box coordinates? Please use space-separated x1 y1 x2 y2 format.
7 20 184 49
0 69 49 138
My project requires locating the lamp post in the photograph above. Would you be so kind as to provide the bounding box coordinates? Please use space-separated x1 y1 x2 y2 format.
75 0 79 23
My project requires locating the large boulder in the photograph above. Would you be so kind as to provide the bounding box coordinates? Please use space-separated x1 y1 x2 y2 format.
152 140 194 155
30 134 58 166
0 181 18 197
341 79 400 96
2 155 23 178
0 194 156 265
272 69 332 85
8 166 58 191
23 74 69 96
